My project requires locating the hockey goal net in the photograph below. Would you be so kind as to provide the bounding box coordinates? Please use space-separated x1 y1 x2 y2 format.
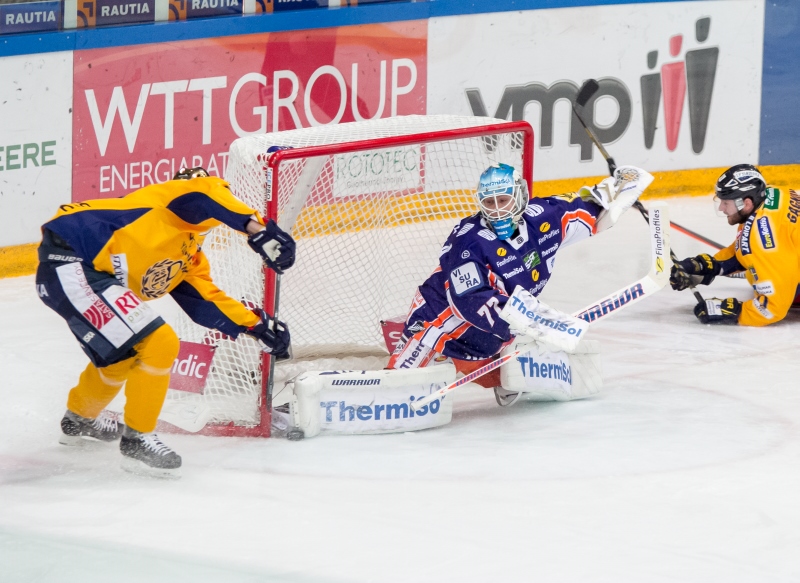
167 115 533 436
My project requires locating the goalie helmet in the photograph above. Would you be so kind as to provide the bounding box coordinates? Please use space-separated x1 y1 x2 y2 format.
715 164 767 210
173 167 210 180
475 163 529 240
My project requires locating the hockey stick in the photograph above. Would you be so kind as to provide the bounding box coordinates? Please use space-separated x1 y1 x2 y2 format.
571 80 706 304
411 202 670 412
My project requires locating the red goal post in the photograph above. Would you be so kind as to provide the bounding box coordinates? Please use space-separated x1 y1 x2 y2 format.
167 115 534 437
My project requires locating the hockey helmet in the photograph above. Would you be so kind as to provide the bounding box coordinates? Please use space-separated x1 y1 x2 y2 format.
173 167 210 180
475 163 529 240
714 164 767 209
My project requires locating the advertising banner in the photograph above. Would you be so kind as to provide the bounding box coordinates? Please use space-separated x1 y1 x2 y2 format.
0 1 60 34
72 21 427 200
76 0 157 27
428 1 765 180
0 52 73 248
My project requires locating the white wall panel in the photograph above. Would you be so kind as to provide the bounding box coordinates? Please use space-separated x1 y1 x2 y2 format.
428 1 765 181
0 51 73 246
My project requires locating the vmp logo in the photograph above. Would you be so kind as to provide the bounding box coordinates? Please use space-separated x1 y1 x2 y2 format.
467 78 630 162
466 16 719 160
641 17 718 153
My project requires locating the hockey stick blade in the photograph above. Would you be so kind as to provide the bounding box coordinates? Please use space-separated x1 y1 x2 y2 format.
572 79 616 174
411 203 671 412
576 79 599 108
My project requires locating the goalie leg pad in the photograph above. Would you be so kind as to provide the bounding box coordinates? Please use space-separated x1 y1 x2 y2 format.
500 339 602 401
290 364 456 438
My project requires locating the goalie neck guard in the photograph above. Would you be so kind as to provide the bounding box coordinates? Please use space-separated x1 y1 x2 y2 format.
476 163 528 240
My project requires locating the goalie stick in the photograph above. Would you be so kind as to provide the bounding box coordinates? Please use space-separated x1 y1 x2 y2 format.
571 79 707 303
411 201 670 412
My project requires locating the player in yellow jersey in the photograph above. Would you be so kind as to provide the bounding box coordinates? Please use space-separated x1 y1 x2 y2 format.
670 164 800 326
36 167 295 477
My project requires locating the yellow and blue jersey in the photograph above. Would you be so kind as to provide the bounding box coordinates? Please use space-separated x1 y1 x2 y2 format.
42 177 264 336
714 187 800 326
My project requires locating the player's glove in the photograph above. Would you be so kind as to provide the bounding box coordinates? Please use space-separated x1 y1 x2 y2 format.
247 220 296 274
669 254 721 290
246 309 292 360
693 297 741 325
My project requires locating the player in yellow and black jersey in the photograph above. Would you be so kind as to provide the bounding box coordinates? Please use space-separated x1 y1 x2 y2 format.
36 167 295 477
670 164 800 326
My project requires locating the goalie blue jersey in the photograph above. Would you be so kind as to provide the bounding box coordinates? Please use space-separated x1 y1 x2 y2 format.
400 193 601 361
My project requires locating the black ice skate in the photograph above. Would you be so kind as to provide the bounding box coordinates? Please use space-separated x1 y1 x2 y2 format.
120 429 182 478
59 410 122 446
493 387 523 407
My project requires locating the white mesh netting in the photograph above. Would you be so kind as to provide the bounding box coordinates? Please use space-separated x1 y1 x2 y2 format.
170 115 528 426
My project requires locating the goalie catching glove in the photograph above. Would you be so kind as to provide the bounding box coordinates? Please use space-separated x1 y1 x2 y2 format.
579 166 654 232
670 254 721 290
247 220 296 274
246 309 292 360
499 286 589 353
694 297 741 325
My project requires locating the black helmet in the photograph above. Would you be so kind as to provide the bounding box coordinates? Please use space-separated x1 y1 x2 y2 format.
173 167 209 180
715 164 766 206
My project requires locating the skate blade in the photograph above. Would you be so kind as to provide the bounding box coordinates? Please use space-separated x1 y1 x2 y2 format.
121 456 181 479
58 434 111 447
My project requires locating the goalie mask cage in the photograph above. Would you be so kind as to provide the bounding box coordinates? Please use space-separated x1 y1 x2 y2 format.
169 115 533 437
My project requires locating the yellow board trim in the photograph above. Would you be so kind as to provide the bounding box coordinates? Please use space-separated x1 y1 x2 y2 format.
0 243 38 279
4 164 799 279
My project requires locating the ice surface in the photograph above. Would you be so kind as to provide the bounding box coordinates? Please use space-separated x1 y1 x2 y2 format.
2 198 799 582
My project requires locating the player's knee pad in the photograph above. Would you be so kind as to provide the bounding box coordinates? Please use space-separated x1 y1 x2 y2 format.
500 338 602 401
288 364 456 438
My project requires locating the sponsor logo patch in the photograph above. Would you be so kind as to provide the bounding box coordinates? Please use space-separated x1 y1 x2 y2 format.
496 247 507 257
111 254 129 287
541 244 558 258
538 229 560 244
461 250 470 259
517 356 572 385
531 269 540 281
320 396 442 422
523 250 541 270
764 188 780 210
529 279 547 295
757 217 775 250
457 223 475 237
524 204 544 218
83 302 115 330
754 281 774 295
502 266 524 279
753 295 774 319
478 229 497 241
740 215 755 255
539 222 550 233
451 262 483 295
496 255 517 267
